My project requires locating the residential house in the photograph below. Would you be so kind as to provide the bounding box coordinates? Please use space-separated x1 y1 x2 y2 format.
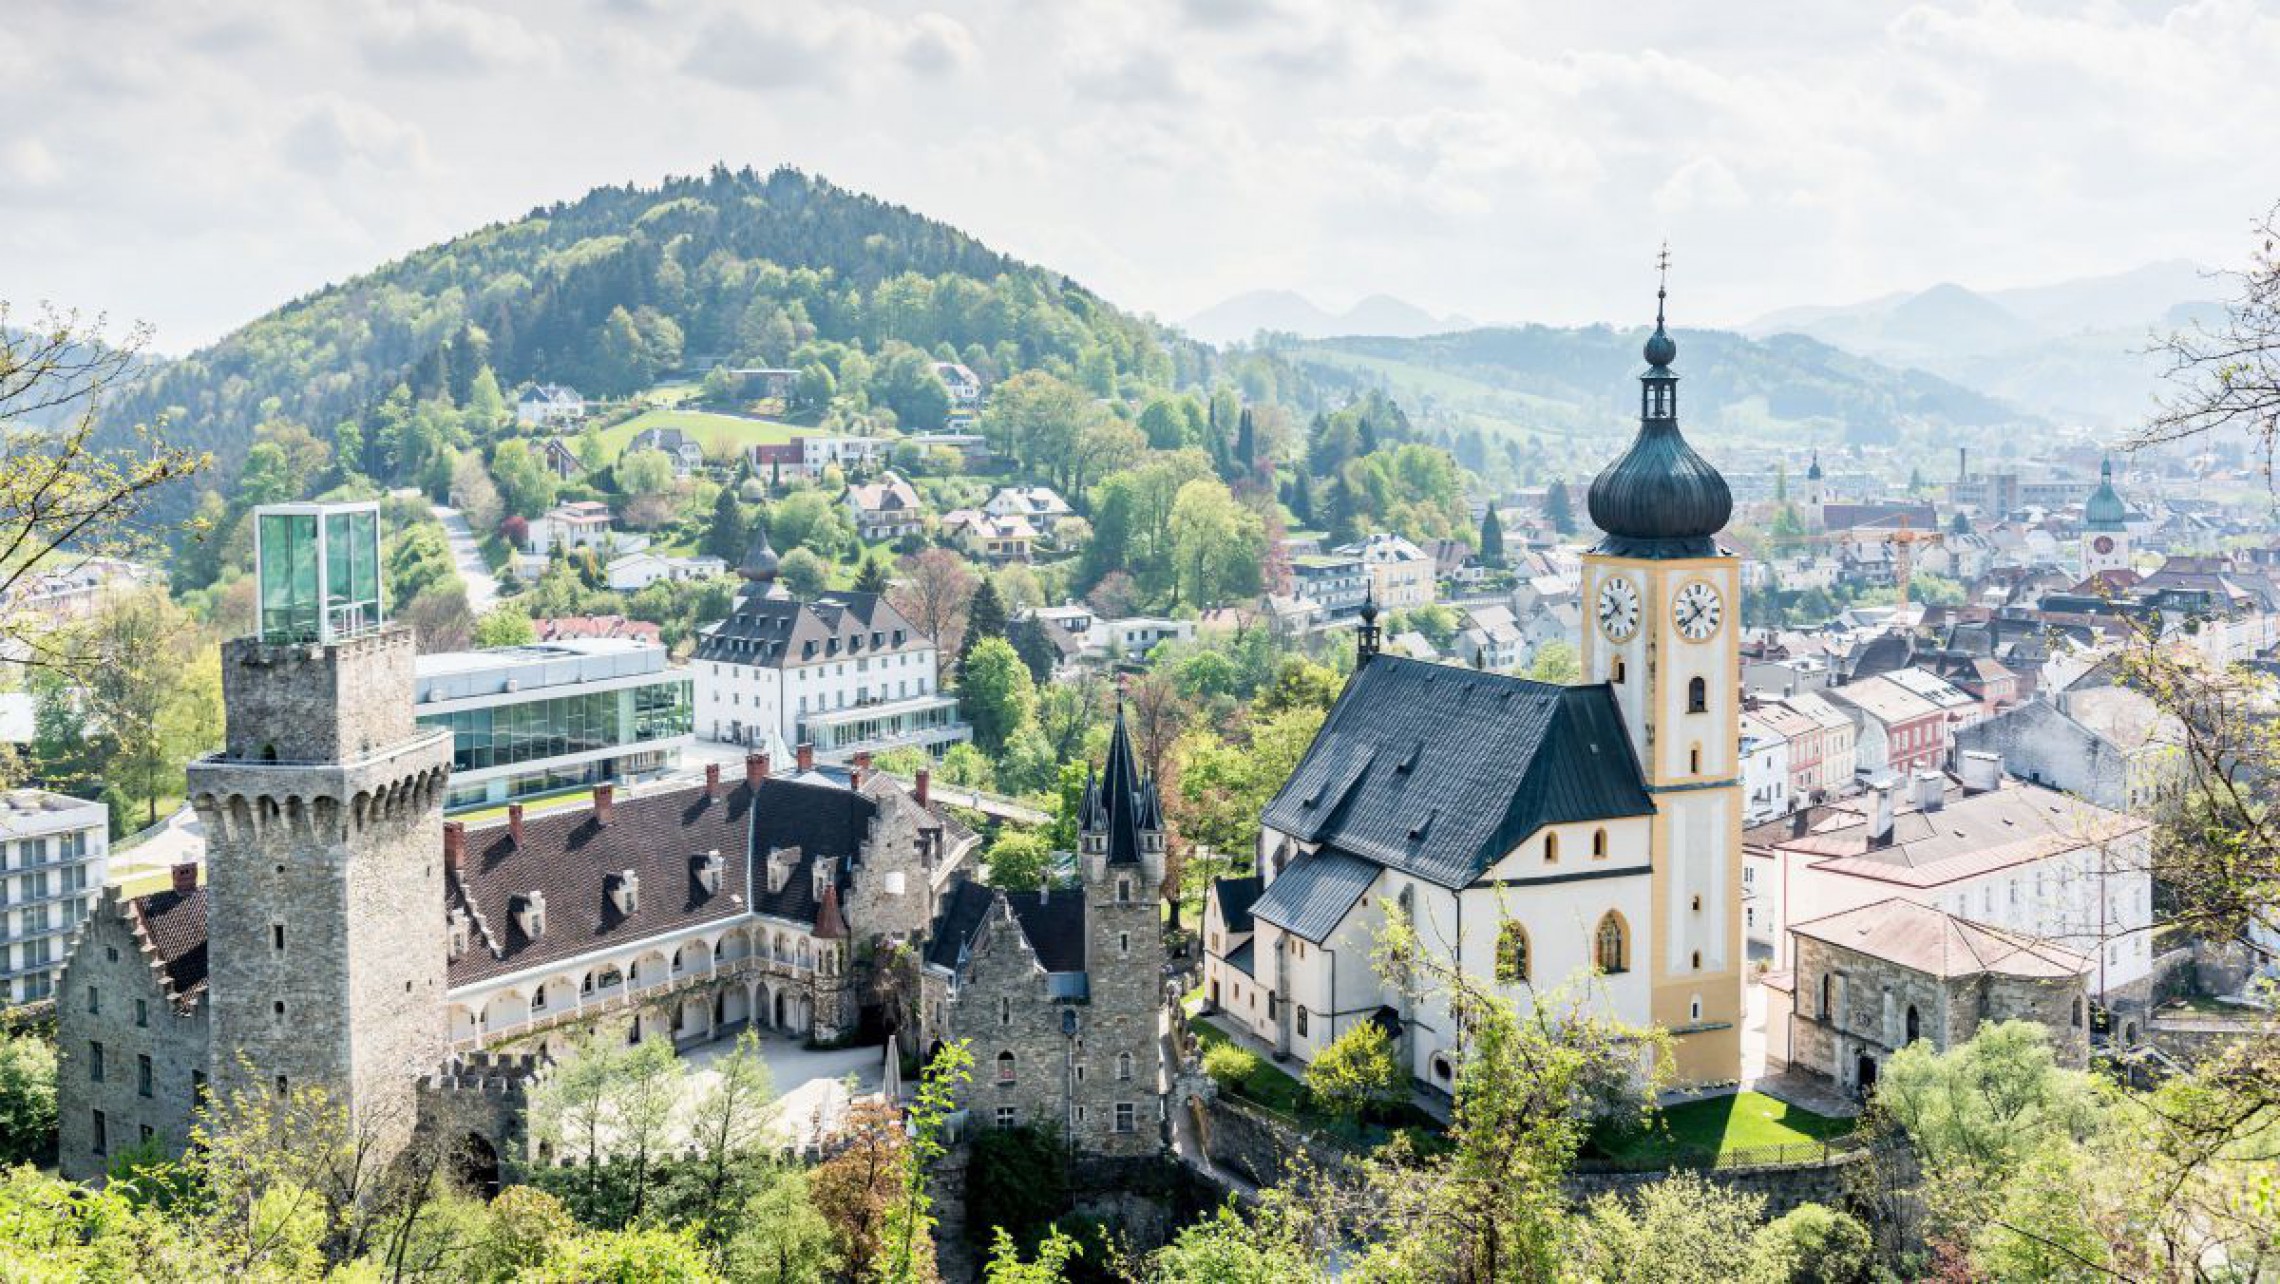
628 427 707 477
1289 554 1370 621
1452 603 1524 671
604 552 729 593
534 616 663 645
1738 711 1792 827
1338 533 1435 611
844 473 925 543
527 501 637 557
1773 691 1857 799
1823 674 1947 779
515 384 585 428
1953 688 2186 815
985 486 1073 526
932 362 984 425
941 510 1037 563
540 438 587 481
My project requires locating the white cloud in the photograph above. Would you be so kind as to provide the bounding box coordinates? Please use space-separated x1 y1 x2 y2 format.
278 97 432 178
360 0 558 75
1655 156 1749 215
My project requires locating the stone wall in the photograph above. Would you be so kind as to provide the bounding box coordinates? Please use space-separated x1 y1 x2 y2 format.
1790 932 2090 1091
843 787 941 945
195 625 453 1169
1076 856 1167 1158
946 898 1078 1134
53 890 210 1183
1197 1093 1351 1188
1567 1141 1914 1219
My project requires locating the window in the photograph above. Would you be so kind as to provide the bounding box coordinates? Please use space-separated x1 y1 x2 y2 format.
275 1075 289 1096
1593 913 1628 975
135 999 147 1028
88 1042 103 1083
1119 932 1130 957
999 997 1011 1027
91 1110 106 1156
1495 921 1530 985
1296 1007 1309 1037
1592 829 1608 859
1612 660 1626 684
86 985 97 1015
1688 676 1708 714
1689 745 1702 774
1819 973 1832 1019
1117 877 1132 904
1904 1005 1921 1045
139 1124 153 1145
2071 997 2085 1028
996 1051 1016 1084
1544 832 1559 863
1690 996 1703 1021
1115 1103 1136 1134
1690 950 1702 970
996 1107 1017 1129
272 924 285 951
137 1055 152 1098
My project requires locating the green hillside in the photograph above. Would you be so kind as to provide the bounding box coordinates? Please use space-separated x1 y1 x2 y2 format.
101 165 1214 520
1290 324 2035 473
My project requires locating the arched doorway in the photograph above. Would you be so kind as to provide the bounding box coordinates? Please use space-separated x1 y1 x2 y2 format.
1855 1054 1878 1095
774 989 789 1030
456 1133 501 1199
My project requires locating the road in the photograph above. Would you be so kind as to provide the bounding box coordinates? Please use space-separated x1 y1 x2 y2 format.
432 504 500 612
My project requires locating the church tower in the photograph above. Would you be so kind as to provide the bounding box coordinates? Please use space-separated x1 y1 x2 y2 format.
2081 457 2130 578
188 504 451 1162
1074 696 1169 1155
1578 270 1744 1084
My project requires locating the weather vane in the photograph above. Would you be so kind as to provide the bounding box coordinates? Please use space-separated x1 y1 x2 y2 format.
1656 241 1671 297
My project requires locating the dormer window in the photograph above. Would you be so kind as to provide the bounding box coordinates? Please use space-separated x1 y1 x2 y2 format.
513 892 547 940
767 848 799 894
694 851 722 896
812 856 837 904
447 909 469 959
607 870 640 916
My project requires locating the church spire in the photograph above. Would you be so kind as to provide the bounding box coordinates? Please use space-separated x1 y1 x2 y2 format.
1585 251 1732 559
1356 586 1381 664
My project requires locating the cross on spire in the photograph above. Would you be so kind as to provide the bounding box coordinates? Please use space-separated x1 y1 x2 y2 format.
1655 241 1671 324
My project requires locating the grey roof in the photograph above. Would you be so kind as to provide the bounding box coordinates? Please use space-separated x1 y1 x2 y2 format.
1260 656 1654 890
1211 875 1264 934
1226 938 1255 977
1249 849 1378 943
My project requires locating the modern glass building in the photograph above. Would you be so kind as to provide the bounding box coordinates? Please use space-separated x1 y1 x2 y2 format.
414 639 694 811
254 502 382 645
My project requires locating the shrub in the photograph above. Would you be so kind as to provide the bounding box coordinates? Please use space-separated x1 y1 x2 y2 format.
1203 1042 1259 1093
1306 1021 1403 1124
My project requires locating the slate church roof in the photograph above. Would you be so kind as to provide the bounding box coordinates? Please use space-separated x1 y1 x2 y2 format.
1249 849 1377 943
1260 655 1654 890
1079 700 1162 868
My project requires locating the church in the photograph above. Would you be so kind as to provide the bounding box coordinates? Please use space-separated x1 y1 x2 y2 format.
1204 281 1745 1086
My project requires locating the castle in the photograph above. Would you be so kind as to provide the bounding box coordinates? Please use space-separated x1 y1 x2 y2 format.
56 507 1170 1182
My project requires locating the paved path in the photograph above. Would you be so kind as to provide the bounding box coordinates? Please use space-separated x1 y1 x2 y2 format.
108 805 205 889
432 504 500 612
555 1032 887 1163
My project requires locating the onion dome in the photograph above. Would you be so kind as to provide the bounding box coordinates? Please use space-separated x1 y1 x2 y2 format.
1806 450 1823 481
738 526 780 582
2083 458 2127 531
1586 276 1732 559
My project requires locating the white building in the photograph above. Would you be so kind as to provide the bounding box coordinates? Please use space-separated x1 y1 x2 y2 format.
0 790 108 1005
1743 756 2155 1007
1337 532 1436 611
1738 711 1792 827
515 384 586 427
985 486 1072 524
692 534 969 761
605 552 729 593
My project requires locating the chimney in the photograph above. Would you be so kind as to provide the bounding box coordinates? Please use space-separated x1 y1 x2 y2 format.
170 861 198 895
854 750 873 772
1915 770 1945 813
797 742 815 773
747 751 771 786
849 762 865 791
915 768 931 809
705 762 722 799
1870 786 1895 846
1960 749 2002 795
507 803 525 848
443 821 466 872
593 783 615 826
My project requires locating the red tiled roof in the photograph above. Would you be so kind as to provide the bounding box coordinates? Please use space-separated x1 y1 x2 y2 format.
128 886 209 1003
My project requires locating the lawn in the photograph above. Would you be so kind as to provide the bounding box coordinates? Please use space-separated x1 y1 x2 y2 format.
1591 1091 1854 1163
1189 1016 1308 1116
593 408 809 460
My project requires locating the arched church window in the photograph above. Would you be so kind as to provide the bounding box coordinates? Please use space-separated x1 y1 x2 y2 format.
1592 829 1609 859
1544 832 1559 863
1594 913 1628 975
1495 922 1530 985
1688 676 1707 713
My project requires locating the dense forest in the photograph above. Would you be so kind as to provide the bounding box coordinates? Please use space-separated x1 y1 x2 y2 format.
97 166 1221 523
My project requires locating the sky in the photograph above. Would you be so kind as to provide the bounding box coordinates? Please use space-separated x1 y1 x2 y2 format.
3 0 2276 353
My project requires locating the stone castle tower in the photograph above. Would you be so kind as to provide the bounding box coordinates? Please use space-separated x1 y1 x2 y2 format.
188 503 451 1162
1074 698 1170 1155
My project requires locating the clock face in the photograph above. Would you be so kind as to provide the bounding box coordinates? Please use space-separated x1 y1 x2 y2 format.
1596 576 1641 642
1673 581 1723 641
2093 535 2115 555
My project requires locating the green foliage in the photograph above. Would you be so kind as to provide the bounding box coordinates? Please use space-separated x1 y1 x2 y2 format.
0 1032 56 1165
1570 1171 1768 1284
491 438 558 520
964 1123 1071 1248
777 548 831 600
1202 1041 1261 1093
1544 478 1576 534
769 489 853 559
1528 639 1579 685
1147 1201 1326 1283
983 1226 1084 1283
1305 1021 1403 1124
958 637 1036 754
473 602 536 649
1748 1203 1873 1284
984 830 1056 892
701 486 750 564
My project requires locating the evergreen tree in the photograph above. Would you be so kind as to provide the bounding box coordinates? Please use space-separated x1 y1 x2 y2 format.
1543 479 1575 535
960 579 1008 665
1479 506 1505 568
1289 467 1316 527
1773 461 1788 503
702 487 749 564
1324 474 1361 547
1009 616 1059 685
1236 407 1257 474
1909 466 1926 493
853 556 891 595
1950 510 1972 536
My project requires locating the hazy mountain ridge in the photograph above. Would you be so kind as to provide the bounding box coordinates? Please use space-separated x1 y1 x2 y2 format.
1184 289 1474 344
1743 260 2228 426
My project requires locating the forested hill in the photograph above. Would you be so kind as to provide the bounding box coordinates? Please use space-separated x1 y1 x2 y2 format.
101 166 1209 517
1291 323 2034 473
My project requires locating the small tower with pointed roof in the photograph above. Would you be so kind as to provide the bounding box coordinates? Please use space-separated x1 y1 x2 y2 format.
1072 692 1169 1154
1804 449 1827 511
2081 457 2130 578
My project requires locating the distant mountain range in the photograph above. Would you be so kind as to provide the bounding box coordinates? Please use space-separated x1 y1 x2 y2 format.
1288 323 2026 471
1182 290 1475 344
1744 260 2230 428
